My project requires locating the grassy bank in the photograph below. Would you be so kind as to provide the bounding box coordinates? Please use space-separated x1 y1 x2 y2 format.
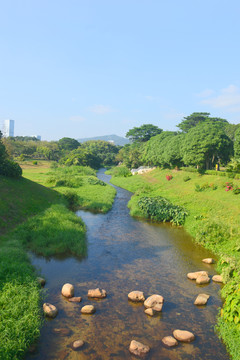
109 167 240 360
0 163 115 359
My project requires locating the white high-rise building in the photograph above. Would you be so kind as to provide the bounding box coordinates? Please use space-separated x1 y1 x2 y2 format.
3 119 14 137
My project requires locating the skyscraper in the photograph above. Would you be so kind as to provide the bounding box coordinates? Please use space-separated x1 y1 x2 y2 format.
3 119 14 137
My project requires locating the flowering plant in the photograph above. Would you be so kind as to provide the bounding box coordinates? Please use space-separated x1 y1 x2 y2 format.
166 175 173 181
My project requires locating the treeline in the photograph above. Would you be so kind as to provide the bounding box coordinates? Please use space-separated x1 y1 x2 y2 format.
0 131 22 177
2 137 120 169
118 113 240 172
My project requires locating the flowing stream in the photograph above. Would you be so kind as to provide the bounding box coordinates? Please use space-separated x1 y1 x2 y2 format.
27 169 229 360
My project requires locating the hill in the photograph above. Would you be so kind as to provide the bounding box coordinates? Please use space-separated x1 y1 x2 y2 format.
77 134 129 146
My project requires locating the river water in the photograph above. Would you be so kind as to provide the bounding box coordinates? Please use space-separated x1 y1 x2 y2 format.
27 169 229 360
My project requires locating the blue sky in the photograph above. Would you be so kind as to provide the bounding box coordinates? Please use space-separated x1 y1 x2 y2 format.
0 0 240 140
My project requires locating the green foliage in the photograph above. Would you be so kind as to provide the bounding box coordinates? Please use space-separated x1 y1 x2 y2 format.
87 177 106 186
183 175 191 182
0 159 22 177
182 121 233 169
126 124 162 142
32 160 38 165
64 191 79 210
234 127 240 158
116 142 144 168
58 137 80 151
226 158 240 173
81 140 119 166
177 112 228 133
8 204 86 257
138 196 188 225
195 182 217 192
112 166 132 177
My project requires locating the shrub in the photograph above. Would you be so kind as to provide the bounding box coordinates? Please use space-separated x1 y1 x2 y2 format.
183 175 191 182
64 191 79 210
0 159 22 178
112 166 132 177
87 177 106 186
138 196 188 225
32 160 38 165
166 174 173 181
50 161 58 169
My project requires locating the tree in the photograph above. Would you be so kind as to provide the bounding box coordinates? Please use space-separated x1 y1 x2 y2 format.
62 148 102 169
234 127 240 158
81 140 119 166
177 112 228 133
116 142 144 168
181 122 233 169
141 131 177 166
58 137 80 151
126 124 162 143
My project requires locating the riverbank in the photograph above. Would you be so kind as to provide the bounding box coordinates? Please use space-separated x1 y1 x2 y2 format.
0 164 116 359
109 167 240 360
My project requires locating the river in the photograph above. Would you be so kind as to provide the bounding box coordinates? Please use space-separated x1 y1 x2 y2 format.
27 169 229 360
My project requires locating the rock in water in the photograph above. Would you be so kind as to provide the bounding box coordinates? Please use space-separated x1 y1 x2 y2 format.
68 297 82 303
37 277 46 287
173 330 195 342
144 308 156 316
144 294 164 311
129 340 150 356
71 339 84 350
128 291 145 302
81 305 96 314
88 288 107 298
187 271 208 280
162 336 178 347
202 258 215 264
196 275 210 285
61 283 74 298
212 275 223 283
194 293 210 305
43 303 58 318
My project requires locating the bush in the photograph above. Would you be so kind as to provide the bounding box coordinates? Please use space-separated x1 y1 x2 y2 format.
166 174 173 181
64 191 79 210
183 175 191 182
0 159 22 178
32 160 38 165
87 177 106 186
138 196 188 225
112 166 132 177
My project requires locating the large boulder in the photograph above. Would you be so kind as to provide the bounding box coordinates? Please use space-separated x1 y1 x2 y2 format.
196 275 210 285
43 303 58 318
162 336 178 347
81 305 96 314
128 291 145 302
173 330 195 342
129 340 150 356
61 283 74 298
194 293 210 305
144 294 164 312
187 271 208 280
212 275 223 283
88 288 107 299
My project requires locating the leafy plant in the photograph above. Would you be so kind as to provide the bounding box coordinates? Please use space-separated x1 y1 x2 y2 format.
87 177 106 186
166 174 173 181
138 196 188 225
183 175 191 182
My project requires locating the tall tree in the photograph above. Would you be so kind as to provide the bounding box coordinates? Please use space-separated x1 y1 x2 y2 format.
182 122 233 169
126 124 162 142
234 127 240 158
177 112 228 133
58 137 80 151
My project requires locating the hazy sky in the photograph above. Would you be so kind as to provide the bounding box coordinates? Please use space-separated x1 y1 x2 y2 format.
1 0 240 140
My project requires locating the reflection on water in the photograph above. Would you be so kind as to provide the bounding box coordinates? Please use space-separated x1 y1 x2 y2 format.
27 169 229 360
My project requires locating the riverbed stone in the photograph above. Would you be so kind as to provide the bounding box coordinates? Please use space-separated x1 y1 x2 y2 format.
173 330 195 342
144 308 156 316
52 328 71 336
62 283 74 298
194 293 210 305
187 271 208 280
144 294 164 311
88 288 107 299
202 258 215 264
71 339 84 350
212 275 223 283
128 291 145 302
129 340 150 356
196 274 210 285
162 336 178 347
43 303 58 318
68 296 82 303
81 305 96 314
37 277 46 287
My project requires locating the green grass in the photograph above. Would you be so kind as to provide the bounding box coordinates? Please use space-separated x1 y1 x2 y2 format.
110 167 240 360
23 165 116 213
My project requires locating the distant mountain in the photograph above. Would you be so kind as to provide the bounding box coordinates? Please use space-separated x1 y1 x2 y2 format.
77 134 129 146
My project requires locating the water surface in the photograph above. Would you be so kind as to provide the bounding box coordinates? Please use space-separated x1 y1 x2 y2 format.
27 169 229 360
